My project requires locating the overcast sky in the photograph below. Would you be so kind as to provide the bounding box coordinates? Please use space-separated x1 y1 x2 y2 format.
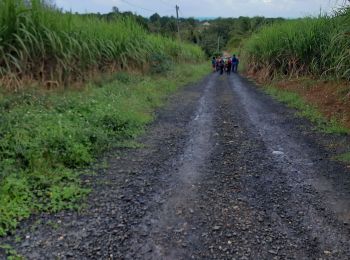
55 0 344 18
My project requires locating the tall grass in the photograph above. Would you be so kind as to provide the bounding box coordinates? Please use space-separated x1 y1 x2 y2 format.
242 8 350 81
328 7 350 80
0 0 204 89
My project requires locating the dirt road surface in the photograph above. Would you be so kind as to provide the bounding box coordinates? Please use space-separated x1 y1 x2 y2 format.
2 73 350 259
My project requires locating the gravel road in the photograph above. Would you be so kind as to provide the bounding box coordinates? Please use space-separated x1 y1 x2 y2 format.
1 73 350 259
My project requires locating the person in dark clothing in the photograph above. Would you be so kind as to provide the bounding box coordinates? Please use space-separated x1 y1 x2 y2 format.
219 58 225 75
227 58 232 75
232 54 239 73
216 57 220 72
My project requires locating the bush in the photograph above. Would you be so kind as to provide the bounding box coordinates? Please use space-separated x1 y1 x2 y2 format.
149 52 173 74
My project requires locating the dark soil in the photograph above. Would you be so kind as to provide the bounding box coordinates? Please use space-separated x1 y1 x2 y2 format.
1 73 350 259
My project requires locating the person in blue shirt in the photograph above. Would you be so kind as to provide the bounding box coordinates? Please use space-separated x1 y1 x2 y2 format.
232 54 239 73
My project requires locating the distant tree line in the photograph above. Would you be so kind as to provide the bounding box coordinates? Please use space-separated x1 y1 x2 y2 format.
197 16 285 56
80 7 285 56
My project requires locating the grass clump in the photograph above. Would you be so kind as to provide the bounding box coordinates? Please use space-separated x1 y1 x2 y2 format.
265 86 349 135
0 63 210 236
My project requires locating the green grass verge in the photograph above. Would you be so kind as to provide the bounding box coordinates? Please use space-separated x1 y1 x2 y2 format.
265 86 349 135
0 63 210 236
335 152 350 163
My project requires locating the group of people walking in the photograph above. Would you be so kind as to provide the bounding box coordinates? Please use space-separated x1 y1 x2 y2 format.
211 55 239 75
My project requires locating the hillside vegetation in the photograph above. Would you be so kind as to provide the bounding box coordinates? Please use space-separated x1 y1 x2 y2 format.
0 0 204 89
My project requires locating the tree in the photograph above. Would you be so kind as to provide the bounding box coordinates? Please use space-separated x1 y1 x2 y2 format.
112 6 119 14
150 13 161 23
